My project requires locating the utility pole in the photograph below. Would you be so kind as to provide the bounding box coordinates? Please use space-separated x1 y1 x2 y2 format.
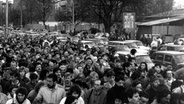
5 0 8 38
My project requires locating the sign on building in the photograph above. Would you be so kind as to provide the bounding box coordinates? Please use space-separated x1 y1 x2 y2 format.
123 12 135 29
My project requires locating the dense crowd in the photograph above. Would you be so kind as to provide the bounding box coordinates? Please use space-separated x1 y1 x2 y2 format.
0 34 182 104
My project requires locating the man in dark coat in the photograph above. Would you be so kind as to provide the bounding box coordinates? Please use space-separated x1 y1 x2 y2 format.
106 73 127 104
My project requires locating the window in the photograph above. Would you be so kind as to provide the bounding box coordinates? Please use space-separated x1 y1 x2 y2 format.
158 46 167 51
156 53 164 61
165 55 172 62
167 47 175 51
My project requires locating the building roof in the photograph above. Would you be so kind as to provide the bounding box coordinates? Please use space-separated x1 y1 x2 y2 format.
146 9 184 18
137 16 184 26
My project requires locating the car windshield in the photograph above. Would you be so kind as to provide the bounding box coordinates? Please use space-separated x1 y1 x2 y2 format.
135 42 144 46
174 54 184 64
136 55 152 64
117 45 130 51
125 43 138 48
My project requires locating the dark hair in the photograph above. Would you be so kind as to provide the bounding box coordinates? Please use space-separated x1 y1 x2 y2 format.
47 73 58 82
130 49 137 55
131 71 141 80
115 73 125 82
138 62 148 71
64 95 76 104
53 68 60 74
139 91 149 98
30 73 38 81
156 84 170 103
16 87 28 96
123 62 131 69
39 69 49 80
104 69 115 77
155 64 161 68
126 88 139 99
132 80 141 88
67 85 81 98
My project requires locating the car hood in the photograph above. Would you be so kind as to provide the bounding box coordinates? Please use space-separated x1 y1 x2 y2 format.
136 49 149 55
138 46 151 51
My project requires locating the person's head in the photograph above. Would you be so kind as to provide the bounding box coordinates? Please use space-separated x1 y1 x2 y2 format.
139 62 148 71
130 49 137 55
94 79 102 90
46 73 58 88
166 70 173 79
139 91 149 104
30 72 38 84
67 85 81 99
59 60 67 73
150 76 160 88
35 63 42 73
53 68 61 78
156 84 171 104
10 60 17 69
86 58 93 65
104 69 115 83
89 71 99 81
132 80 143 92
39 69 49 81
65 95 78 104
115 73 125 87
154 64 161 73
126 88 140 104
16 87 28 103
123 62 131 71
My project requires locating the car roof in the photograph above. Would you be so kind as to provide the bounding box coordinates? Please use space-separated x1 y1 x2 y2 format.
155 51 184 55
162 44 184 47
109 40 141 43
117 51 148 56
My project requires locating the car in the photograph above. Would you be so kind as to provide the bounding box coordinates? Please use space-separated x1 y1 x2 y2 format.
109 40 150 54
150 44 184 56
80 40 96 48
117 51 154 70
151 51 184 71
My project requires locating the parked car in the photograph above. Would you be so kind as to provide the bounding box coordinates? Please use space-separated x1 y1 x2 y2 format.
109 40 150 54
117 51 154 70
150 44 184 57
151 51 184 71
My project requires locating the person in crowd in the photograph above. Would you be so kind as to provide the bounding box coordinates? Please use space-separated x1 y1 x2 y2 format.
27 82 45 103
60 85 84 104
6 87 31 104
151 84 170 104
83 79 107 104
106 73 126 104
139 91 149 104
103 69 115 89
145 76 160 104
25 72 38 92
0 88 8 104
33 73 66 104
126 88 140 104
